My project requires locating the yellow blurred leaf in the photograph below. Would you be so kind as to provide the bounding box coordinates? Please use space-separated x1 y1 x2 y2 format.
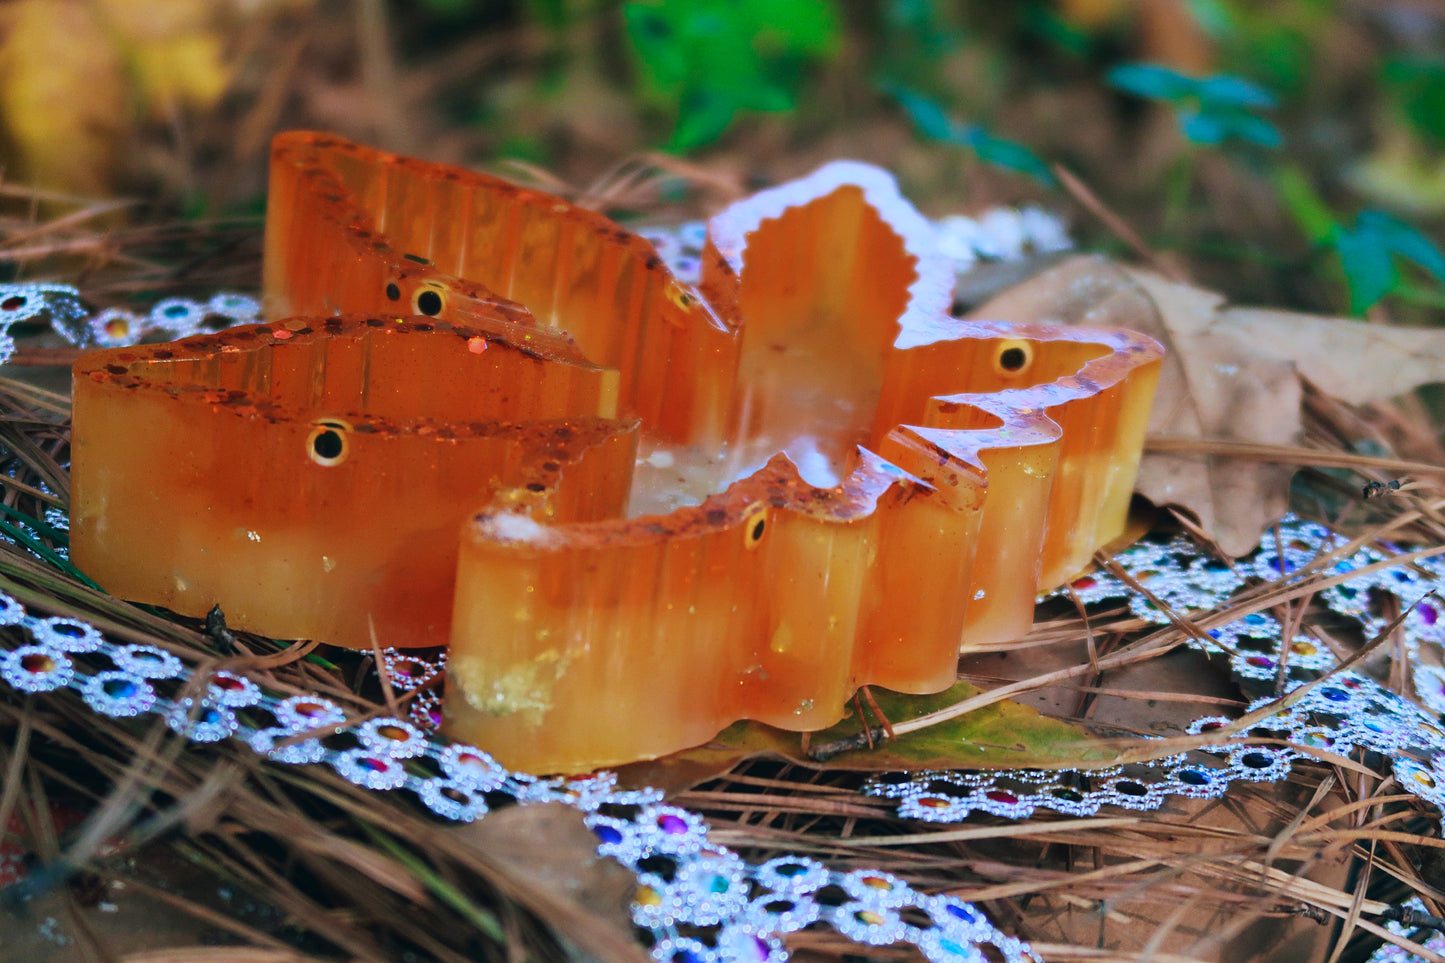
95 0 232 114
0 0 234 194
130 33 230 113
0 0 126 193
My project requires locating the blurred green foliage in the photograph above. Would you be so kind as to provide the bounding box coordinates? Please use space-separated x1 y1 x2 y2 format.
1107 63 1280 148
621 0 840 151
884 84 1056 185
390 0 1445 320
1382 57 1445 151
1280 163 1445 314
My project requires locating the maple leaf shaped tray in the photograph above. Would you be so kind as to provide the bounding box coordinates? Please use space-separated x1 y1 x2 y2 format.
71 132 1162 772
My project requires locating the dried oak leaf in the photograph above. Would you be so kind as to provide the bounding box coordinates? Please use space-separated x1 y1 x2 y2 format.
968 255 1445 556
450 802 647 963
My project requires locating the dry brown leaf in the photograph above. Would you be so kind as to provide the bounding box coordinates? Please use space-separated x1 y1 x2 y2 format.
451 802 648 963
969 255 1445 556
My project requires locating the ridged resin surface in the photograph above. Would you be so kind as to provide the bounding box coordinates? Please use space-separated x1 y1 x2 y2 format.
71 131 1162 772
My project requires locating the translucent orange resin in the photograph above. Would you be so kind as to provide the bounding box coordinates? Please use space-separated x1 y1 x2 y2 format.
70 131 1162 773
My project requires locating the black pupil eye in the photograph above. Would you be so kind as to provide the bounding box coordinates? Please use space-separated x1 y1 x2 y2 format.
385 282 401 301
751 519 765 541
999 346 1027 371
416 290 442 316
313 430 344 461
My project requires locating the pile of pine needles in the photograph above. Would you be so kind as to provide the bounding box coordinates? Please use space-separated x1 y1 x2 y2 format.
2 194 1445 963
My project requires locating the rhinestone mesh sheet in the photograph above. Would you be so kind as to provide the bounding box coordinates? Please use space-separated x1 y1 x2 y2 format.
865 515 1445 827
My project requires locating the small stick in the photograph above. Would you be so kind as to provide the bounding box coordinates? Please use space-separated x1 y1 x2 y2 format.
1052 164 1187 282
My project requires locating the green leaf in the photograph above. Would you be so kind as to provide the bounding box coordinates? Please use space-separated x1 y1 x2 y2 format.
622 3 691 96
1331 209 1445 314
1333 223 1399 316
884 83 961 142
1107 62 1199 103
1196 73 1277 110
1358 209 1445 286
885 85 1055 186
1222 111 1282 149
1178 109 1227 145
617 681 1109 792
741 0 839 55
969 129 1057 186
666 89 740 152
1383 57 1445 148
622 0 840 152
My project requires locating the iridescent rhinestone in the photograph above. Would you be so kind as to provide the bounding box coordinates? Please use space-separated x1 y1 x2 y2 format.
246 726 328 765
918 929 988 963
206 670 262 708
668 851 749 926
640 806 707 855
743 892 820 933
417 778 488 822
714 927 783 963
829 901 908 946
80 671 156 717
842 868 913 908
0 593 26 626
205 292 261 321
110 643 184 679
147 297 207 337
1 644 74 692
273 694 347 731
356 717 427 758
31 617 104 653
586 815 632 852
755 856 829 895
436 743 508 790
332 747 408 791
166 700 238 742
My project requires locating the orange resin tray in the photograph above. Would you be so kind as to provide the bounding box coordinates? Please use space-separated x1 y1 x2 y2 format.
70 132 1162 772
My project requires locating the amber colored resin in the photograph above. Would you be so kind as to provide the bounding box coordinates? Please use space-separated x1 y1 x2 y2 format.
71 316 635 647
69 131 1162 773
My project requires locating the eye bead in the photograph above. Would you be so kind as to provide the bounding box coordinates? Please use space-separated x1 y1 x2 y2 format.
742 506 768 550
994 339 1033 375
414 288 444 317
666 284 697 310
307 418 351 467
